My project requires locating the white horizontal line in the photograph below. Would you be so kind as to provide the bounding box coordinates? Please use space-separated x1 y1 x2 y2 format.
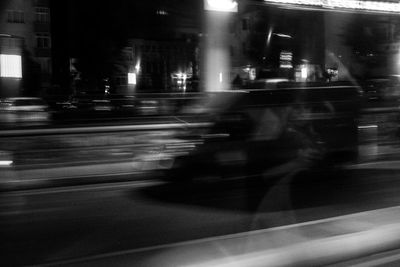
245 85 360 91
358 125 378 129
0 122 212 136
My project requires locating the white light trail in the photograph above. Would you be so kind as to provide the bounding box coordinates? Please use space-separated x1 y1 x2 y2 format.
274 33 293 38
264 0 400 13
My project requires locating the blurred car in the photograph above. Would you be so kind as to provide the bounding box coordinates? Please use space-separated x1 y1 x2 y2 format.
0 97 50 124
361 75 400 102
243 69 290 90
159 82 362 183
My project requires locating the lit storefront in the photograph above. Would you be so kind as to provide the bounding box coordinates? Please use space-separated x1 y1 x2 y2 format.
0 35 23 97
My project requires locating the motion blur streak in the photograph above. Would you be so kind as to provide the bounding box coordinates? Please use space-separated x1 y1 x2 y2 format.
264 0 400 13
204 6 231 91
186 224 400 267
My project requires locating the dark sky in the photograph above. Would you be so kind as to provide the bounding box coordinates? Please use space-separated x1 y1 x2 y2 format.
52 0 202 55
50 0 202 83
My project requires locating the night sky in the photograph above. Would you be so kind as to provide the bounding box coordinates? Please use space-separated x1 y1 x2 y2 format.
50 0 202 84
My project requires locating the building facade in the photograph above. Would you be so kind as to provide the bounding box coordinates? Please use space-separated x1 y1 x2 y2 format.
110 1 201 94
228 3 325 83
0 0 51 96
113 38 198 94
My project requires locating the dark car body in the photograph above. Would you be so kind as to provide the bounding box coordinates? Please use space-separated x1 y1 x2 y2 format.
361 75 400 102
162 82 362 182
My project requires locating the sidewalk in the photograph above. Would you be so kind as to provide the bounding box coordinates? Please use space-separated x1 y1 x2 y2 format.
46 206 400 267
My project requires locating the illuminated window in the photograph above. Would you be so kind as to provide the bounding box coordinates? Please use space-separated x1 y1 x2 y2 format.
36 33 51 48
0 54 22 78
35 7 50 23
7 10 24 23
128 73 137 85
301 66 308 79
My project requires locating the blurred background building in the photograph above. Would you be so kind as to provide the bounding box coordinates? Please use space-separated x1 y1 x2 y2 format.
0 0 51 97
325 13 400 80
228 1 325 84
62 0 201 95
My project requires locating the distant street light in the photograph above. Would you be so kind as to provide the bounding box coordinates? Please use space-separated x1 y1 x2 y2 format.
204 0 238 12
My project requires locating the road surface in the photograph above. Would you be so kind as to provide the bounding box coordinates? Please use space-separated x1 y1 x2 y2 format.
2 166 400 266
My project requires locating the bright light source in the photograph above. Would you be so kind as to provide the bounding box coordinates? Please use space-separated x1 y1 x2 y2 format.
0 160 13 166
267 28 273 45
135 62 141 73
156 10 168 16
205 0 238 12
274 33 292 38
301 67 308 79
128 73 137 85
280 51 293 61
219 72 223 83
280 63 293 69
249 68 256 80
0 54 22 78
177 72 187 80
264 0 400 13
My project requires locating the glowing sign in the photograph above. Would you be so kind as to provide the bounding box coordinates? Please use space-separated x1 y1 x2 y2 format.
128 73 137 85
0 54 22 78
205 0 238 12
263 0 400 13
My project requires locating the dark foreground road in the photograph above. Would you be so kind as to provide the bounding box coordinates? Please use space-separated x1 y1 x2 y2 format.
2 165 400 266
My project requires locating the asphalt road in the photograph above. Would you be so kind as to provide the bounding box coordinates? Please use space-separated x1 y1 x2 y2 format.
2 166 400 266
